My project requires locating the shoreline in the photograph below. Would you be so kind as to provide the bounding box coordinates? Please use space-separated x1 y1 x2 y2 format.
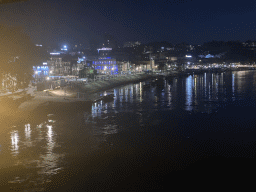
1 68 254 123
0 74 159 125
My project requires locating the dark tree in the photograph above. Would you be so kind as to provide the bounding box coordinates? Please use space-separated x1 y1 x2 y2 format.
79 68 97 79
0 25 48 90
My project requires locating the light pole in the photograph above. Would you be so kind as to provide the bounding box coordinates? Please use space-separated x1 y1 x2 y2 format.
35 71 38 83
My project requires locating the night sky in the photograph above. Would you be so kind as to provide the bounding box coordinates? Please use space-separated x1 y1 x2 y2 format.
1 0 256 47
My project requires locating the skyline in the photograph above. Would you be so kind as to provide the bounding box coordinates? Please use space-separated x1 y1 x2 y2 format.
1 0 256 47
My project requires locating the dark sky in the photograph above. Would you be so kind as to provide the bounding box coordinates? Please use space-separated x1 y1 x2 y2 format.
1 0 256 48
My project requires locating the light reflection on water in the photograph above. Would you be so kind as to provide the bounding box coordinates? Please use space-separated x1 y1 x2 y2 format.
24 124 32 147
1 70 256 190
186 75 193 110
11 130 19 156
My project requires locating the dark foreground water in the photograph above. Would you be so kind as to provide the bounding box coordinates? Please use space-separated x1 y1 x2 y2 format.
1 71 256 191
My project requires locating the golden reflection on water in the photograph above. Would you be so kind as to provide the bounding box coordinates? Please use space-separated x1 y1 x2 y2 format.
36 123 63 175
8 117 65 178
10 130 19 156
25 124 31 140
24 123 32 147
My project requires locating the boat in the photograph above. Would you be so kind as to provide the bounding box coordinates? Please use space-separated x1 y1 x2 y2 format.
102 94 115 102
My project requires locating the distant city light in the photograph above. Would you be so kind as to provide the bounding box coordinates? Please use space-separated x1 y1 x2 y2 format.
186 55 192 58
43 62 47 65
61 45 67 51
97 47 112 51
35 44 42 47
50 53 60 55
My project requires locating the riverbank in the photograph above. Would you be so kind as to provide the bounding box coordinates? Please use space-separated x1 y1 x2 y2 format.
1 68 250 120
19 73 158 111
48 73 158 97
0 73 158 126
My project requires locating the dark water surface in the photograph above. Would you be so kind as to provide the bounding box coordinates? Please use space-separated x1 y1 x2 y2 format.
1 71 256 191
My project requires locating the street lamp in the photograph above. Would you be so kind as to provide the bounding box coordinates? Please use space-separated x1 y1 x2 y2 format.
35 71 38 83
111 67 114 75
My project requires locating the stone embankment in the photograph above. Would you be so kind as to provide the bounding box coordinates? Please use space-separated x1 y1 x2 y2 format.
82 73 156 94
48 73 157 100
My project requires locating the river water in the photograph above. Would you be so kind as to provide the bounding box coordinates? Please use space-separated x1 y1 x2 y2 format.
1 71 256 191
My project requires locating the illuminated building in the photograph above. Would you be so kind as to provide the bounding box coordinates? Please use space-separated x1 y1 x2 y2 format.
97 47 112 56
117 61 131 72
33 63 49 82
75 57 87 75
92 57 118 74
47 57 72 76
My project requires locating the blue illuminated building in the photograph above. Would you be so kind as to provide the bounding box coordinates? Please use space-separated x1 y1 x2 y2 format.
92 57 118 74
33 65 49 81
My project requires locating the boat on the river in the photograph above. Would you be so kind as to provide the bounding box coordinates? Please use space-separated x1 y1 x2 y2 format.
93 93 115 103
102 94 115 102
